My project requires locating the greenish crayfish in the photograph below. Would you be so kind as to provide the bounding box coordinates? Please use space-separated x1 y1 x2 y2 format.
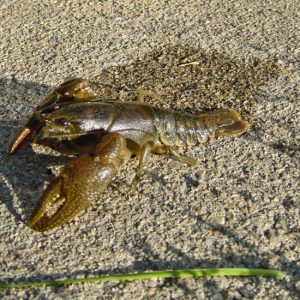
9 78 250 232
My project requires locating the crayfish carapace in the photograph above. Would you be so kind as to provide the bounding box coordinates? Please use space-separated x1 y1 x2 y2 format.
9 78 250 232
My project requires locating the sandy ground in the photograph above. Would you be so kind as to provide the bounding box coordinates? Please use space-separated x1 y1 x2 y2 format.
0 0 299 299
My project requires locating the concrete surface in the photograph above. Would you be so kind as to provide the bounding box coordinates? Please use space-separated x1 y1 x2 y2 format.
0 0 299 299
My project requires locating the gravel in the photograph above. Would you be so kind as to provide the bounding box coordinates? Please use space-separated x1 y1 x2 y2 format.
0 0 299 299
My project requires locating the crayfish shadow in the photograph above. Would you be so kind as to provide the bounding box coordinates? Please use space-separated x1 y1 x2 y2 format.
0 126 69 224
0 77 67 223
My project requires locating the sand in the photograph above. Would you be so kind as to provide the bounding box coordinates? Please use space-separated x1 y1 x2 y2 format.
0 1 299 298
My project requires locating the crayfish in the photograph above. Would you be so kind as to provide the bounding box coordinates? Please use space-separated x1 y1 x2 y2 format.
9 78 250 232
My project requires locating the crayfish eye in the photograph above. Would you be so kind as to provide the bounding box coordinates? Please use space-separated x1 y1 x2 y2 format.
55 118 70 126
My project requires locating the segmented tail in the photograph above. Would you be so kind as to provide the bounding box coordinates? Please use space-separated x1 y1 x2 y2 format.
154 108 249 147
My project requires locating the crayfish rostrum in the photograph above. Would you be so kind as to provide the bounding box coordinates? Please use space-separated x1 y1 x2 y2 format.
9 78 250 232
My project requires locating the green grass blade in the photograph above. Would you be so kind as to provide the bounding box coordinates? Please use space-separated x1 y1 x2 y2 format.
0 268 285 289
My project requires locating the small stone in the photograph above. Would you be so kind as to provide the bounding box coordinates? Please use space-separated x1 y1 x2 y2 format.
169 160 181 169
211 292 224 300
0 242 6 251
212 215 225 225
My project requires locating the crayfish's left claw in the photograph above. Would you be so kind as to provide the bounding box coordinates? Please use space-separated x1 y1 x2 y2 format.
28 133 128 232
27 154 112 232
27 177 65 230
27 175 92 232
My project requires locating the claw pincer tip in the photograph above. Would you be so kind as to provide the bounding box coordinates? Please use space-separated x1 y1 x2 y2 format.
8 127 32 155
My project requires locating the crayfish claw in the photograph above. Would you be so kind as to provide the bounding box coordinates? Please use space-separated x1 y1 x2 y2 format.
8 127 32 156
29 192 89 232
27 156 96 232
27 156 95 232
28 133 128 232
28 176 91 232
55 78 97 101
28 177 62 229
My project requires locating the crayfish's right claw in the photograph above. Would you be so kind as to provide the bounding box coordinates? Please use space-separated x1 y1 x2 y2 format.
9 78 96 157
54 78 97 101
8 114 43 156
